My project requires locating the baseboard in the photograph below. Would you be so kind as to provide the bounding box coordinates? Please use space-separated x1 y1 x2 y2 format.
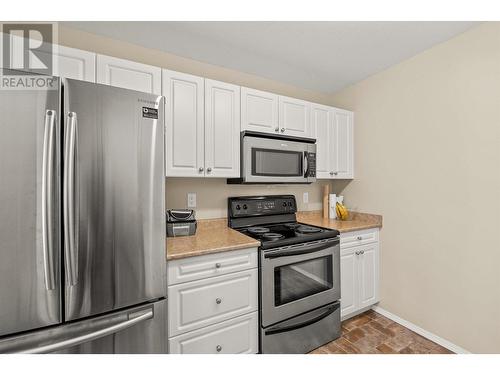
371 306 470 354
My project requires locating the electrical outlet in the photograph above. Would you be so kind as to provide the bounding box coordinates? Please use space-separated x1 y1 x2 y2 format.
187 192 197 208
303 192 309 204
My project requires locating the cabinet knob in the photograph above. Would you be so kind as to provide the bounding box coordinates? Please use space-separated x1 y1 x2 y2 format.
357 236 362 240
334 172 338 176
198 167 204 172
360 250 365 254
216 345 222 352
274 127 280 132
216 298 222 304
280 128 285 133
215 263 221 269
207 167 212 173
329 171 334 175
355 251 360 255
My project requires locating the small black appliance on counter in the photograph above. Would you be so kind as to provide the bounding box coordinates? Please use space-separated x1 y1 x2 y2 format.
166 209 197 237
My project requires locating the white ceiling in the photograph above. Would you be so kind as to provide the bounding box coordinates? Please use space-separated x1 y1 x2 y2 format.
64 22 479 94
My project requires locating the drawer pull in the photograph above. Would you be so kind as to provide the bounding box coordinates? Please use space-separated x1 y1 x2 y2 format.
215 263 221 269
357 236 362 240
360 250 365 254
216 298 222 304
216 345 222 352
355 251 360 255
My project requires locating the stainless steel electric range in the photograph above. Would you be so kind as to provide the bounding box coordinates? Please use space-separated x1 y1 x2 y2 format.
228 195 341 354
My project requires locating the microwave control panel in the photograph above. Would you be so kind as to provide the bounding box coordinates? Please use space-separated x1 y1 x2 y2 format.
306 152 316 177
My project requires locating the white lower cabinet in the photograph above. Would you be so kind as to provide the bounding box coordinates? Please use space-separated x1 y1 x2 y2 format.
168 248 259 354
169 312 258 354
340 229 380 320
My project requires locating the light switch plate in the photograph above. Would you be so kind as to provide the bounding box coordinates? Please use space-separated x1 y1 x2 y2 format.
187 192 197 208
303 192 309 204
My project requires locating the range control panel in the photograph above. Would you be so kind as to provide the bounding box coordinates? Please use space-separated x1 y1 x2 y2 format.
228 195 297 218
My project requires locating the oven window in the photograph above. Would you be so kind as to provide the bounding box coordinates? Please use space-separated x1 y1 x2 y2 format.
274 255 333 306
252 148 302 177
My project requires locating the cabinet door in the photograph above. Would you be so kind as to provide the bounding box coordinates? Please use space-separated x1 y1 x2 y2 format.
279 96 311 138
358 242 380 309
96 55 161 94
204 79 240 178
163 69 205 177
241 87 279 134
3 36 95 82
340 248 358 319
52 45 95 82
332 109 354 179
310 104 332 179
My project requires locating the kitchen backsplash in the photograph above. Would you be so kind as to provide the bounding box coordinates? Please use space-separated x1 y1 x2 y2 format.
165 178 335 219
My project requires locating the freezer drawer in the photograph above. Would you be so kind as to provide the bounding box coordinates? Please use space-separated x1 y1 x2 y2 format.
0 299 167 354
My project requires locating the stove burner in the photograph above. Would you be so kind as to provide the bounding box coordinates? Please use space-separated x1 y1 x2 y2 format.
262 232 284 241
247 226 270 235
295 225 322 234
284 223 299 229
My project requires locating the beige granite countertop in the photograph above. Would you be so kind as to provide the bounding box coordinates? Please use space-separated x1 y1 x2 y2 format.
167 211 382 261
297 211 383 233
166 219 260 261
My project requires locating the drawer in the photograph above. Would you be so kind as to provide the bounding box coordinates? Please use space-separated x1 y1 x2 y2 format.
168 268 258 337
168 247 258 285
340 228 379 249
169 312 258 354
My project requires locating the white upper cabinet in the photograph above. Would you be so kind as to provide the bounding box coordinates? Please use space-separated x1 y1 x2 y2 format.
279 96 311 138
97 55 161 94
51 45 95 82
241 87 279 134
314 106 354 180
204 79 240 178
332 109 354 179
163 69 205 177
310 104 333 179
1 35 95 82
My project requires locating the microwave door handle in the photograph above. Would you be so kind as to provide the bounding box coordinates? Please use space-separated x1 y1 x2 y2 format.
265 302 340 336
264 239 339 259
303 151 308 177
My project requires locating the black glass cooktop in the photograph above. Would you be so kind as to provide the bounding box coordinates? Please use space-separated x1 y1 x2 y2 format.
238 222 339 250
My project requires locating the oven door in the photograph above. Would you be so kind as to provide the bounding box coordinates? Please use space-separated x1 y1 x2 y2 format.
242 135 316 183
260 238 340 327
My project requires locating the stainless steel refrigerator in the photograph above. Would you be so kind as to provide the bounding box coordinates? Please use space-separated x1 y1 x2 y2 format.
0 70 167 353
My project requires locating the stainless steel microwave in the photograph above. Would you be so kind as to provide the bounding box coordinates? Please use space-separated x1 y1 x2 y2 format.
228 131 317 184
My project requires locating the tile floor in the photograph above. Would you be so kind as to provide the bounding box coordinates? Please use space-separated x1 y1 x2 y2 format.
309 310 453 354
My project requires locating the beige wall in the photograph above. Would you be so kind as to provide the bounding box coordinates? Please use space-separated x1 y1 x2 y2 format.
166 178 332 219
57 25 332 105
330 22 500 353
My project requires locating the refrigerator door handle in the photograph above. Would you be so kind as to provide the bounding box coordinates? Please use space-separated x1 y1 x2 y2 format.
41 109 57 290
19 307 154 353
63 112 78 286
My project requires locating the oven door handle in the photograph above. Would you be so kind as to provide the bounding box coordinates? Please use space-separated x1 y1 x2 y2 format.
265 303 340 336
264 239 338 259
